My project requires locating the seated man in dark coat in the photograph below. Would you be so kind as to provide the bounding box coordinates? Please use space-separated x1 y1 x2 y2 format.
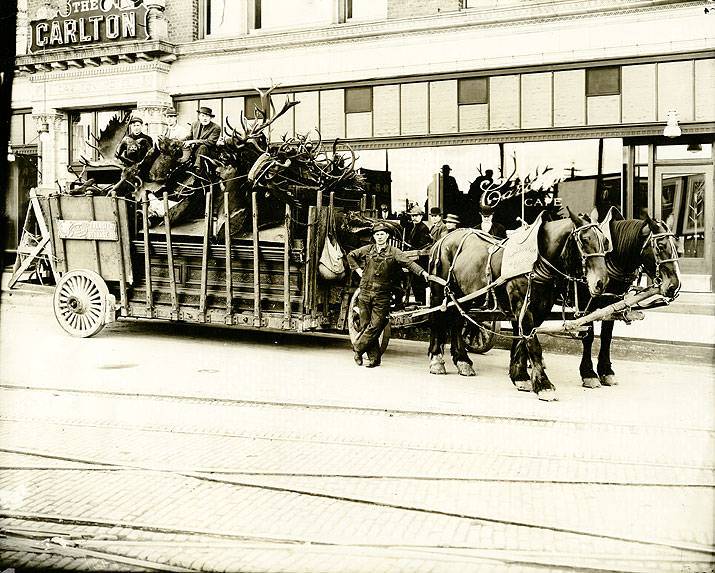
183 106 221 171
406 206 431 304
115 116 153 166
347 222 430 368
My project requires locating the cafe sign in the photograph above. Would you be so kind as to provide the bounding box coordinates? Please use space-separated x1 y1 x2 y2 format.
30 0 149 53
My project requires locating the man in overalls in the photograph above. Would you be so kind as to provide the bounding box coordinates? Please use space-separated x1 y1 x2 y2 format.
347 222 430 368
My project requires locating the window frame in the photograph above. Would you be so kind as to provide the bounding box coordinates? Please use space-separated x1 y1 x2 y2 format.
586 66 621 97
458 77 489 106
68 107 133 165
344 86 373 114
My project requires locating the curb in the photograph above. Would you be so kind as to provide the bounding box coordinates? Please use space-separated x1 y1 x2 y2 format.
3 280 712 365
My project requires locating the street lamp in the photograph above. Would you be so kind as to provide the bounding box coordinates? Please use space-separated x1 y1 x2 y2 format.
7 144 15 162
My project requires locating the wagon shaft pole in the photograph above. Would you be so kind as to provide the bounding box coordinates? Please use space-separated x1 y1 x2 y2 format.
534 286 661 335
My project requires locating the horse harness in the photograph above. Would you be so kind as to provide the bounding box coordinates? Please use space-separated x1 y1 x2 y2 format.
437 223 608 340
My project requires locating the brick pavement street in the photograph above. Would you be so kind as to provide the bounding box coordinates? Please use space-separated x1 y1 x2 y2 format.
0 298 713 572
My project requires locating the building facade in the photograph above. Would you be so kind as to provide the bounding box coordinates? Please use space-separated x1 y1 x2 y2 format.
7 0 715 291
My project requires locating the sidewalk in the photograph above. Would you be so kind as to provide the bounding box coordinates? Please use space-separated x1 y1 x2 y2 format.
2 271 713 365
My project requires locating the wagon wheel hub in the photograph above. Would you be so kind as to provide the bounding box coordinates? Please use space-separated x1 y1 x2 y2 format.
67 295 85 314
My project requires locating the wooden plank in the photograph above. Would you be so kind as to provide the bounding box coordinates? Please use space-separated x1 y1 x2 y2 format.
304 205 316 316
141 191 153 317
52 196 68 273
111 196 128 314
283 203 291 328
199 190 212 320
163 192 179 319
224 188 233 322
86 195 101 275
252 191 261 326
30 190 59 282
7 237 50 287
313 191 323 318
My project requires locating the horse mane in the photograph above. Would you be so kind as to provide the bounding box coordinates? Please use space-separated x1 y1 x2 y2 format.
560 220 583 279
609 219 647 274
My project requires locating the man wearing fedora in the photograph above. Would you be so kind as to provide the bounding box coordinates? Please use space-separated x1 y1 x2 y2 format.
183 106 221 170
347 222 430 368
428 207 447 242
162 107 189 140
444 213 460 233
115 116 153 167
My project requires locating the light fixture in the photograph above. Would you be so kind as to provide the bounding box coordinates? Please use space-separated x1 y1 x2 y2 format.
7 144 15 162
663 110 681 138
687 142 702 153
38 121 50 143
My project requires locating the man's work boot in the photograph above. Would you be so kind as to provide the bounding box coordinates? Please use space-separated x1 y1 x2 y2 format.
353 351 363 366
365 354 381 368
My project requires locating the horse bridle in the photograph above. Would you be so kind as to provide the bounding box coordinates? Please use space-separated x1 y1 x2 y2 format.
572 223 608 266
640 223 681 297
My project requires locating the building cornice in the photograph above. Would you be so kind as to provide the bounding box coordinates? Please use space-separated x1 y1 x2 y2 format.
15 40 177 74
335 121 715 150
175 0 709 60
28 61 171 83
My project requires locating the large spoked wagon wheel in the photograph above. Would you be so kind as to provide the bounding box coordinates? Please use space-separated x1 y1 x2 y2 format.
462 319 498 354
53 270 109 338
348 288 391 354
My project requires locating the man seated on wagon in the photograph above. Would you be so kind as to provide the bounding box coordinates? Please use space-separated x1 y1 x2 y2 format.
348 222 430 368
162 107 190 140
115 116 153 166
183 106 221 172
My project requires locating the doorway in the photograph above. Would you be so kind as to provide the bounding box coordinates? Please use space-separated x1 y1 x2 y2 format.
655 165 713 291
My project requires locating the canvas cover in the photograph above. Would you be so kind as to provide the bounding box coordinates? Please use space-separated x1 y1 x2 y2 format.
499 212 544 281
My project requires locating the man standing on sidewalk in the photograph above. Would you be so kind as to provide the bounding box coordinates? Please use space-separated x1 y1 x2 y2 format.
347 222 430 368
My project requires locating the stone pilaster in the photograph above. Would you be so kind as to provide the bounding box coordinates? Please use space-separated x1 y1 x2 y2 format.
136 102 173 140
32 110 66 195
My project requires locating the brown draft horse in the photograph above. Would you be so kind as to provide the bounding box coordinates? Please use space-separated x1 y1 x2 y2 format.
579 213 681 388
428 209 609 401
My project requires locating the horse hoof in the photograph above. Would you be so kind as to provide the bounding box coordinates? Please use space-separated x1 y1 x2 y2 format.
514 379 532 392
600 374 618 386
582 377 601 389
456 361 476 376
537 389 559 402
430 363 447 375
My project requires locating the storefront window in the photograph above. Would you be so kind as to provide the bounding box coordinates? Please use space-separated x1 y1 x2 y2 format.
69 108 132 164
204 0 247 37
257 0 334 31
661 172 706 259
656 144 712 161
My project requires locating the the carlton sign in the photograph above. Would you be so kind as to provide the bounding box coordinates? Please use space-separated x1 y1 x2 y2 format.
30 0 149 53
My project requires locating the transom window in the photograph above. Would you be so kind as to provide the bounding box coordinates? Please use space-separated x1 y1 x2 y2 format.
586 67 621 96
458 78 489 105
345 87 373 114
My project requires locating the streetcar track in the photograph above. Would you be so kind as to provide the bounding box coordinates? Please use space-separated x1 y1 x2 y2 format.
1 465 711 487
2 508 712 560
1 420 712 472
2 382 712 435
1 448 714 557
4 532 706 573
